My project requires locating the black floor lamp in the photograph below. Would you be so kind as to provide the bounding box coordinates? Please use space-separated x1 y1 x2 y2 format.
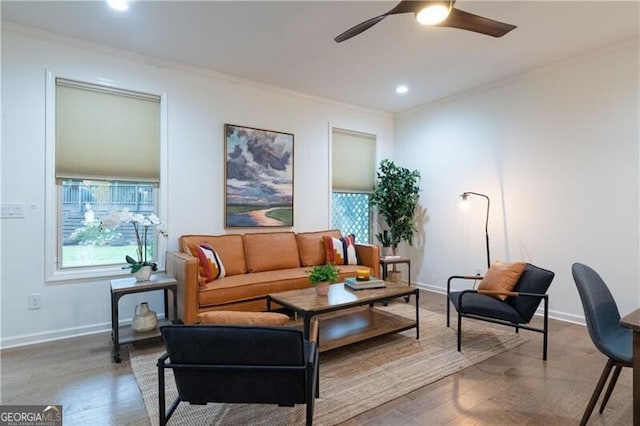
459 191 491 269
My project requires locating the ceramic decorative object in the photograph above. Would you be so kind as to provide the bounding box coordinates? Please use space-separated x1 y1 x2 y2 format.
134 265 152 282
381 247 394 257
356 268 371 281
131 302 158 332
315 281 330 296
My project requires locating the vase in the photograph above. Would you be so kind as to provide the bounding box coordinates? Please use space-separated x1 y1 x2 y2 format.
388 270 402 283
315 281 330 296
381 246 393 257
133 265 152 282
131 302 158 332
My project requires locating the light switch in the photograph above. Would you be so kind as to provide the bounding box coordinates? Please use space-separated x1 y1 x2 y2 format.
1 203 26 218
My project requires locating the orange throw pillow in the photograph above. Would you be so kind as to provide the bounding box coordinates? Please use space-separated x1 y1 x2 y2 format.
478 261 527 301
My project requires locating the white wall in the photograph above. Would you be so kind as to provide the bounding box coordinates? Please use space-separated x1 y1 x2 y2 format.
395 38 639 322
0 25 394 347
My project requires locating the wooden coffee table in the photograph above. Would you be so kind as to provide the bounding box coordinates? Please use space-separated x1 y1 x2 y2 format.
267 282 419 352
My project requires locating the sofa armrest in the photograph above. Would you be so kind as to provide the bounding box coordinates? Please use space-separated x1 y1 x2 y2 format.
355 244 380 278
165 251 200 324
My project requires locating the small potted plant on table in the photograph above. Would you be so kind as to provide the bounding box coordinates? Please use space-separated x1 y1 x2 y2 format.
308 263 340 296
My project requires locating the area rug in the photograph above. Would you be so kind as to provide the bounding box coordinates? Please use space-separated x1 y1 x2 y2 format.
130 303 526 426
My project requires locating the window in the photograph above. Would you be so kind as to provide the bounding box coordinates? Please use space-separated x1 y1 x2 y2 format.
45 74 166 281
331 129 376 244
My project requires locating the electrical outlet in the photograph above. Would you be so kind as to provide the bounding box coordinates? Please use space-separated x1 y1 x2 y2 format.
28 293 42 310
475 267 483 276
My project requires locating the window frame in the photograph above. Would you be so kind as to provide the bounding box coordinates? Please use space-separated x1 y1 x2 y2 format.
328 126 377 244
44 70 168 282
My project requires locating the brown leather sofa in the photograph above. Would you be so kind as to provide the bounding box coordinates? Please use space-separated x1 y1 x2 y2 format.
166 230 380 324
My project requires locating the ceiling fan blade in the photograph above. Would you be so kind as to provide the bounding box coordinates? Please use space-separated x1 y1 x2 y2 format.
334 0 428 43
437 8 516 37
334 15 388 43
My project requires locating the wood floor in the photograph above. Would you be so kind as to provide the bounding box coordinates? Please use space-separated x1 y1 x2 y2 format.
0 290 632 425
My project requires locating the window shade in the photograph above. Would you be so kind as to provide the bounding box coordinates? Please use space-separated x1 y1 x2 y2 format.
332 129 376 191
55 79 160 182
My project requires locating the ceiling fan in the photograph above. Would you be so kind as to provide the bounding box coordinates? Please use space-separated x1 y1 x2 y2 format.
334 0 516 43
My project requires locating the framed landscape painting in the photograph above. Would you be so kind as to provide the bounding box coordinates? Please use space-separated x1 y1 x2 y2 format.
224 124 294 227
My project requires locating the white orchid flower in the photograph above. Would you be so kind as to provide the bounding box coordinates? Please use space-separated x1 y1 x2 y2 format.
100 212 121 229
119 208 134 223
98 208 165 271
157 221 168 237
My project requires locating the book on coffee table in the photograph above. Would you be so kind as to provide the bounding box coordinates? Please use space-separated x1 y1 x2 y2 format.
344 276 386 290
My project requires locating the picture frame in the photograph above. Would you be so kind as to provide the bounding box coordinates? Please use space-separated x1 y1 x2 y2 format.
224 124 294 227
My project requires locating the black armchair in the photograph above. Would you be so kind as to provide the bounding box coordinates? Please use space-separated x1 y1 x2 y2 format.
572 262 632 426
447 263 555 360
157 321 319 426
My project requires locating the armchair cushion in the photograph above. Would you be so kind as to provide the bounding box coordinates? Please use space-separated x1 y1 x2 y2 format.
508 263 555 323
449 291 525 323
478 261 527 300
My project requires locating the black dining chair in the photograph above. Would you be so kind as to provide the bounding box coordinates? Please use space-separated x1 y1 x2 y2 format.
572 262 633 426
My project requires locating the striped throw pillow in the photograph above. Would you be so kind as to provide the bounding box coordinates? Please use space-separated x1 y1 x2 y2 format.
322 234 358 265
188 243 226 285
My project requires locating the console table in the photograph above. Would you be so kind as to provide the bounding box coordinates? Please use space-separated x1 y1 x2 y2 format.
110 273 178 363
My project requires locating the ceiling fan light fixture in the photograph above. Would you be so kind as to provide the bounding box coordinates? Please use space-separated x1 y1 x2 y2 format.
416 3 452 26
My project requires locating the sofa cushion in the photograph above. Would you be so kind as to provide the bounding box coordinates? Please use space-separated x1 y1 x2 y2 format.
198 265 364 308
243 232 301 273
198 268 310 307
180 235 247 276
323 234 358 265
296 230 342 267
188 243 226 285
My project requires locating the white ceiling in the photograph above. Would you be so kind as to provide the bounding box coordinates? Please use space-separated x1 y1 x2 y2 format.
2 1 638 113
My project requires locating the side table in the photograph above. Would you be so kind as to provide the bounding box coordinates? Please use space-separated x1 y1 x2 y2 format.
110 273 178 363
379 256 411 286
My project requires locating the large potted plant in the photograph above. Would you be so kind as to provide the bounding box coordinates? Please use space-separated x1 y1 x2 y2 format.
370 159 420 278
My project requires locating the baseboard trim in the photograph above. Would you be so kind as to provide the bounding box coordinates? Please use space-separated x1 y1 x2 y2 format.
2 284 585 349
1 322 112 350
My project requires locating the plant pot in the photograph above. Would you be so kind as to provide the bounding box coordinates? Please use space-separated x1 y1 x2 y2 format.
134 265 152 282
381 246 393 257
388 270 402 283
315 281 330 296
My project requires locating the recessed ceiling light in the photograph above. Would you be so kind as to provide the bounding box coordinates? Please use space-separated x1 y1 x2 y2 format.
107 0 129 12
396 85 409 94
